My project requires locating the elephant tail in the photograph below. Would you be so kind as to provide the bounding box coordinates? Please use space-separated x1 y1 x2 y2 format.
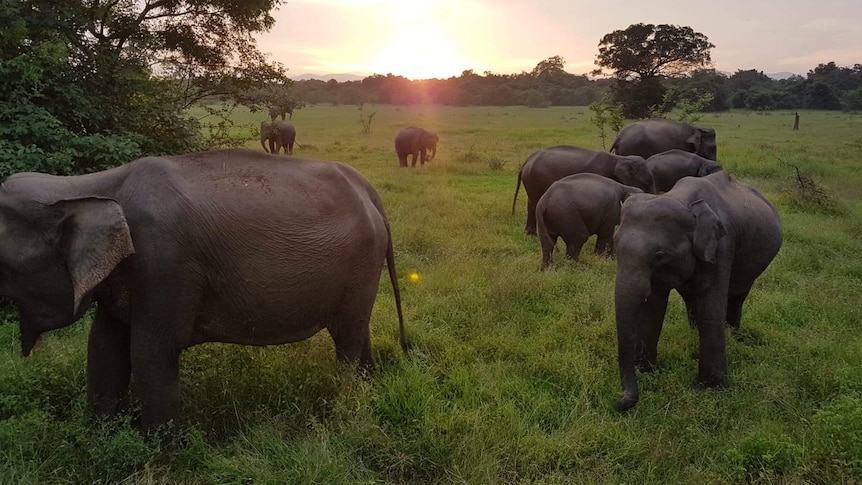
386 227 410 354
511 165 524 215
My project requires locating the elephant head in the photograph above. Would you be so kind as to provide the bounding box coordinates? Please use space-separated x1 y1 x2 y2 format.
422 131 439 162
612 194 726 410
688 128 718 161
0 185 134 356
260 121 278 152
613 156 656 193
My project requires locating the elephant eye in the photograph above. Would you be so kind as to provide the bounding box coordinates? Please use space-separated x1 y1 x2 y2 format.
653 251 669 266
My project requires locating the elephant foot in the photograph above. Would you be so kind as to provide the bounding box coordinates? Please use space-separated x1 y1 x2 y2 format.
697 373 727 389
616 392 639 412
525 228 537 236
635 360 656 373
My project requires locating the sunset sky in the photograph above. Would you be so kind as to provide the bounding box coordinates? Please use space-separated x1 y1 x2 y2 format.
255 0 862 80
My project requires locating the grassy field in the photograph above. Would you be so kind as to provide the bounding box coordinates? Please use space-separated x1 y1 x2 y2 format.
1 105 861 484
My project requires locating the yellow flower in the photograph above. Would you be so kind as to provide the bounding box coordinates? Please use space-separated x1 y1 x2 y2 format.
409 272 421 283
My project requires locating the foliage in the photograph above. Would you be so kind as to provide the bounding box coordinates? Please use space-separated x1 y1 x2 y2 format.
653 86 716 123
357 105 377 134
0 0 287 177
593 24 714 118
594 23 715 80
588 97 625 149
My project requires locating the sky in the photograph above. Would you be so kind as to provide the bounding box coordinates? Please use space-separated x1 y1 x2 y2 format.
255 0 862 80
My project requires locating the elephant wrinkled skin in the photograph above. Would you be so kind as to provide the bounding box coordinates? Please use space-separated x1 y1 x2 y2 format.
394 127 438 167
611 119 718 161
613 171 782 412
536 173 643 269
0 149 408 429
511 145 656 236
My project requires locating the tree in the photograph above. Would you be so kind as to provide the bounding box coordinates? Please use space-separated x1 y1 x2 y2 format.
0 0 288 178
594 23 714 117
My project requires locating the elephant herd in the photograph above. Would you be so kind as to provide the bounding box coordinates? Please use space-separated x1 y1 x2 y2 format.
511 119 782 411
0 118 781 430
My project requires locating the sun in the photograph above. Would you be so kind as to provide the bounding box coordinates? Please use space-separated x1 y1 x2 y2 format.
368 2 471 79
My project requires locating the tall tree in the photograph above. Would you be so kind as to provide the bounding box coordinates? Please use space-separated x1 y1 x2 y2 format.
594 23 714 117
0 0 288 177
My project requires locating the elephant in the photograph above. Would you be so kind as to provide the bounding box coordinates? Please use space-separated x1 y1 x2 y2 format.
611 119 718 161
511 145 656 236
0 149 409 430
536 173 643 269
646 149 723 193
260 121 297 155
394 127 438 167
613 170 782 412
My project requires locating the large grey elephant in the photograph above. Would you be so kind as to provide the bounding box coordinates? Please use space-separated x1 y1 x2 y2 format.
611 119 718 161
394 127 438 167
536 173 643 269
613 171 782 412
0 149 408 429
260 121 297 155
511 145 656 236
646 149 723 193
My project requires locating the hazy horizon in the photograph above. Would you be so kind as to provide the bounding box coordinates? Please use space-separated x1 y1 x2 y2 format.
255 0 861 81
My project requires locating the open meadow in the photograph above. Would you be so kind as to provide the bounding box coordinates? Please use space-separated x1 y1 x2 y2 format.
1 105 861 483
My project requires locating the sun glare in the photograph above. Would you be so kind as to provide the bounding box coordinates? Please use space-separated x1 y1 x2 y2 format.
368 1 471 79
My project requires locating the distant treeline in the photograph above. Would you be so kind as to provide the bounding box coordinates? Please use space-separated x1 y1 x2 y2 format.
292 62 862 112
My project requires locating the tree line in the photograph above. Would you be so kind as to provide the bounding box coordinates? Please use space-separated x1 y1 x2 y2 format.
291 60 862 115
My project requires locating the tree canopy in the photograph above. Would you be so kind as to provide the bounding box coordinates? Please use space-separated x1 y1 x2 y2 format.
592 23 714 117
594 23 715 80
0 0 288 177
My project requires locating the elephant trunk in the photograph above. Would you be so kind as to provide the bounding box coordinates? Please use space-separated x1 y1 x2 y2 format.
428 145 437 162
260 137 269 153
614 272 651 412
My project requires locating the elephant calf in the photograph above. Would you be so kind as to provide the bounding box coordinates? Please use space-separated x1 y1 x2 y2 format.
511 145 655 235
0 149 408 430
260 120 297 155
613 171 782 412
645 149 723 193
536 174 643 269
394 126 438 167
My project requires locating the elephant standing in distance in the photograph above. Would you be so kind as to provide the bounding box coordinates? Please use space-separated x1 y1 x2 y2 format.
646 149 723 193
395 127 439 167
536 173 643 269
0 149 408 430
260 121 297 155
511 145 656 236
613 171 782 412
611 119 718 161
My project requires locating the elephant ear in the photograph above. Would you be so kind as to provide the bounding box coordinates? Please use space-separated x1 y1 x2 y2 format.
689 199 726 263
697 161 722 177
53 198 135 314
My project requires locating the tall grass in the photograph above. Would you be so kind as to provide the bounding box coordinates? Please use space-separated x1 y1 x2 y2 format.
1 106 861 483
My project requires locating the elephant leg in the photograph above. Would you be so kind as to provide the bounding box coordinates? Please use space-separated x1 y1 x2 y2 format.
563 235 587 261
398 154 408 168
410 152 419 168
525 197 538 236
539 232 557 270
635 291 669 372
419 148 427 165
130 331 182 431
726 289 750 330
594 219 617 257
327 316 374 371
677 287 698 328
695 296 729 389
287 142 294 156
87 307 131 418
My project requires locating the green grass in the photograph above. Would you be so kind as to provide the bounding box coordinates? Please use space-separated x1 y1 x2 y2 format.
2 106 862 483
